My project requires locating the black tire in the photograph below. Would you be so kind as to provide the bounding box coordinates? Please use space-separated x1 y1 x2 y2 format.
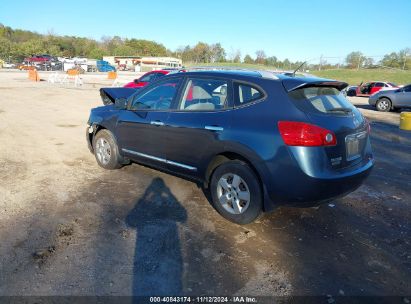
93 129 124 170
210 160 262 225
376 98 391 112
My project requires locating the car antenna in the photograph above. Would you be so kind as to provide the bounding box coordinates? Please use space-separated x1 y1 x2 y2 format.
292 61 306 77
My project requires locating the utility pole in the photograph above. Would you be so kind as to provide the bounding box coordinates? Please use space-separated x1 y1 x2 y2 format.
319 55 323 71
403 52 408 70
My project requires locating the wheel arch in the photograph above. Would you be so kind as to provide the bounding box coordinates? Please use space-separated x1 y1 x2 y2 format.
88 124 107 152
204 151 275 212
377 96 394 110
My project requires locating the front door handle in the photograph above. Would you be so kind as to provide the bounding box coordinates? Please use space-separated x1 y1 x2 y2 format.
205 125 224 131
150 121 165 126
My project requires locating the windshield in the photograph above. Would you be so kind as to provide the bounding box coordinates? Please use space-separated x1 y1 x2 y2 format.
288 86 356 114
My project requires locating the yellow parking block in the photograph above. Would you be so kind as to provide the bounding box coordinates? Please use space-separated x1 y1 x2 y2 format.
400 112 411 131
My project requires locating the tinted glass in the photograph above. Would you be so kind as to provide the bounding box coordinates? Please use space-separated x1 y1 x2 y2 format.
178 78 229 111
235 83 263 106
131 78 180 110
140 73 155 82
289 87 355 114
403 85 411 92
375 83 384 87
155 72 166 80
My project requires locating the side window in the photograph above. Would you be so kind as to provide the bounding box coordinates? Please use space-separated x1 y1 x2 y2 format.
403 85 411 92
131 78 181 111
155 73 166 80
140 73 155 82
375 82 384 87
178 78 229 111
234 83 263 106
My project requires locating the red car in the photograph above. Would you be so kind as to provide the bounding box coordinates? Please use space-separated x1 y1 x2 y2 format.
123 70 170 88
355 81 398 97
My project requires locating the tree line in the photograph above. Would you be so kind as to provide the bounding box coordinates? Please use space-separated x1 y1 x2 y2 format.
0 24 167 60
0 24 409 70
345 50 410 70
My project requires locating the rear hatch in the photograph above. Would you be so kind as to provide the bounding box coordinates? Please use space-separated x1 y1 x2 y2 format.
283 78 369 170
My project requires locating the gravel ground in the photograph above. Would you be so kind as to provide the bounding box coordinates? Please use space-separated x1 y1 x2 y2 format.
0 70 410 297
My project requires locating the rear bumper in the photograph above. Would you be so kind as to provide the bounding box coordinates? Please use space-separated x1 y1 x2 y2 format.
264 157 374 209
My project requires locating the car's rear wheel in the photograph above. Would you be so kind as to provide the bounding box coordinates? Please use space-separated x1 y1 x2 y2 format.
210 160 262 225
376 98 391 112
93 129 124 170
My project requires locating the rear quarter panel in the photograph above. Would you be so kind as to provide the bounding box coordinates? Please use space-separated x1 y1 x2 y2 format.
227 78 311 205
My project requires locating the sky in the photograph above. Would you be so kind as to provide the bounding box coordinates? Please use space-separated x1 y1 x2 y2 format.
0 0 410 62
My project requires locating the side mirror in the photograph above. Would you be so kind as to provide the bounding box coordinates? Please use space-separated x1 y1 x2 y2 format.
134 79 139 84
114 97 128 110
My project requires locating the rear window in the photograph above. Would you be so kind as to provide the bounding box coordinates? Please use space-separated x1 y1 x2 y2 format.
288 87 355 114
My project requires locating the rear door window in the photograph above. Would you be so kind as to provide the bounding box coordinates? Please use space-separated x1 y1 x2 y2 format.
288 87 356 114
178 78 230 111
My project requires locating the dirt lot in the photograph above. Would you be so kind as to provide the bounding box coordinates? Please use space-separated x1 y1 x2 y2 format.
0 70 410 297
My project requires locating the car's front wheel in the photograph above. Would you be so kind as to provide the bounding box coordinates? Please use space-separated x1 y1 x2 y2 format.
210 160 262 225
93 129 124 170
376 98 391 112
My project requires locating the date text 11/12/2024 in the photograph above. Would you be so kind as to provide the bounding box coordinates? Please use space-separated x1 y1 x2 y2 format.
149 296 257 303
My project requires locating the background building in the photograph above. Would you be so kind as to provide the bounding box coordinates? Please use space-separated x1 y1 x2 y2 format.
103 56 182 72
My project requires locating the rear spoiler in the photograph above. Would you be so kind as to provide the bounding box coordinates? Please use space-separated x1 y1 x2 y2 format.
99 87 139 105
282 77 348 92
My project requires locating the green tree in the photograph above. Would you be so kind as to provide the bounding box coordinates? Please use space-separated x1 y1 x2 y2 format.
192 42 211 63
345 51 365 69
255 50 266 64
265 56 278 67
210 43 226 62
243 54 254 64
0 37 13 59
233 50 241 63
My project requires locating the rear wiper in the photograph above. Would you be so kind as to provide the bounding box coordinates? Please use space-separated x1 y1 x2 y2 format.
327 107 352 113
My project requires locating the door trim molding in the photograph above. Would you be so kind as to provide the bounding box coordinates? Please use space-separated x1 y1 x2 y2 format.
121 148 197 171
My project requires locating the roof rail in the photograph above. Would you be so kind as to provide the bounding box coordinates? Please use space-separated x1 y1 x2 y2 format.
183 66 279 79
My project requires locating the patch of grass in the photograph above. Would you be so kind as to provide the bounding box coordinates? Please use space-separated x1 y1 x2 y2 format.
309 69 411 86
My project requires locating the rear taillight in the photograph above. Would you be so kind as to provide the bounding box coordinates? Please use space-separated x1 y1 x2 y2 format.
278 121 337 147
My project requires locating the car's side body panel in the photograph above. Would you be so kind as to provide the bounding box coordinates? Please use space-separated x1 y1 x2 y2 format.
87 70 374 213
368 85 411 109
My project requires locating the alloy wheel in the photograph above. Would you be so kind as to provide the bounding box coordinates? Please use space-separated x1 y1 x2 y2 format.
96 137 111 165
217 173 251 215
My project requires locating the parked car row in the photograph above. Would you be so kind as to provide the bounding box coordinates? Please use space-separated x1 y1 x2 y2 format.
88 68 373 224
344 81 398 97
341 80 411 112
368 84 411 112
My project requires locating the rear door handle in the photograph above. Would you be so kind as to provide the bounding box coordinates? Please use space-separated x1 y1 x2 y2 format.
150 121 165 126
205 125 224 131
